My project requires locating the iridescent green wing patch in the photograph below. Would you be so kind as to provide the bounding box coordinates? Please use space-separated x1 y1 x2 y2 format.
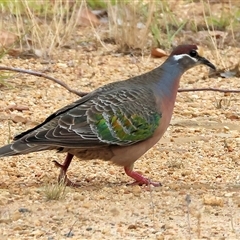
87 88 161 145
91 111 161 145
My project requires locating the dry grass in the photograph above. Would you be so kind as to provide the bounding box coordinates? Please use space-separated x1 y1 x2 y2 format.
0 0 239 57
107 1 155 52
43 179 67 201
0 0 83 56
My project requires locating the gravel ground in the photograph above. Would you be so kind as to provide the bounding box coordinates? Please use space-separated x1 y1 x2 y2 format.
0 43 240 239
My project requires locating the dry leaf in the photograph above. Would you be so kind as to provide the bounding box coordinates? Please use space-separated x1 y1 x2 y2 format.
225 113 239 120
151 48 168 58
11 115 28 124
77 7 100 26
0 31 17 48
6 48 22 57
6 105 30 112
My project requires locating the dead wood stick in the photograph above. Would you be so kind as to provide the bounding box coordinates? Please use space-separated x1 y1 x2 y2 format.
0 66 88 97
178 88 240 93
0 66 240 95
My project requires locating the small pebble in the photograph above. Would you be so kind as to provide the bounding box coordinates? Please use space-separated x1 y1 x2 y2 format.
64 231 74 238
19 208 30 213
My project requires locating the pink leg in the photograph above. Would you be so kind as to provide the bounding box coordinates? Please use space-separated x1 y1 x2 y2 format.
124 166 161 187
53 153 80 187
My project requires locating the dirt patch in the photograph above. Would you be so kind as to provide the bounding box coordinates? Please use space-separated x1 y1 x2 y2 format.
0 42 240 239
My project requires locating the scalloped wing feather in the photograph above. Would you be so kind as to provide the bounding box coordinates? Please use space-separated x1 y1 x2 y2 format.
17 87 160 148
0 83 162 156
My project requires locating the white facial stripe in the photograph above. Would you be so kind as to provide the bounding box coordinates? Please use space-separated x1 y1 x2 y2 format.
173 54 198 63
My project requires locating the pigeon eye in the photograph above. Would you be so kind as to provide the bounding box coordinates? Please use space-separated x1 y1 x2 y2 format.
189 50 197 57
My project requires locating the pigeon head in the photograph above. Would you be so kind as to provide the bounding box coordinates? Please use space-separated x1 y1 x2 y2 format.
169 44 216 71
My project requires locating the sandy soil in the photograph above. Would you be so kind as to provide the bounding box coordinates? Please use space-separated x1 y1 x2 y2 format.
0 42 240 239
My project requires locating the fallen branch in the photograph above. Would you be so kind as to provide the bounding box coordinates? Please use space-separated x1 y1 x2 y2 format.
0 66 88 97
178 88 240 93
0 66 240 96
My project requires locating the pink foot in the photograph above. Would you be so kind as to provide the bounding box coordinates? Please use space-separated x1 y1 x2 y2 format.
124 166 161 187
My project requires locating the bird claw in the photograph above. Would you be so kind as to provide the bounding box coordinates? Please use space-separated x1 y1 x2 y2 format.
53 159 81 187
61 177 81 187
124 166 161 187
126 179 162 187
53 160 64 169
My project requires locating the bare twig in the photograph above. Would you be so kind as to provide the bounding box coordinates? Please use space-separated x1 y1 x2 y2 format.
185 194 192 240
0 66 88 97
65 219 78 238
178 88 240 93
1 66 240 96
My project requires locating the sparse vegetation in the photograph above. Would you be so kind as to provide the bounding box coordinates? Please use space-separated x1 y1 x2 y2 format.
0 0 239 56
0 0 239 239
43 180 67 201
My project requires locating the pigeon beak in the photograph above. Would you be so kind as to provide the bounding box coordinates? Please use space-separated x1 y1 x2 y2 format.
199 56 216 70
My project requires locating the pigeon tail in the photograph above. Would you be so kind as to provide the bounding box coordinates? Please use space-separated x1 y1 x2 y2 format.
0 141 50 157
